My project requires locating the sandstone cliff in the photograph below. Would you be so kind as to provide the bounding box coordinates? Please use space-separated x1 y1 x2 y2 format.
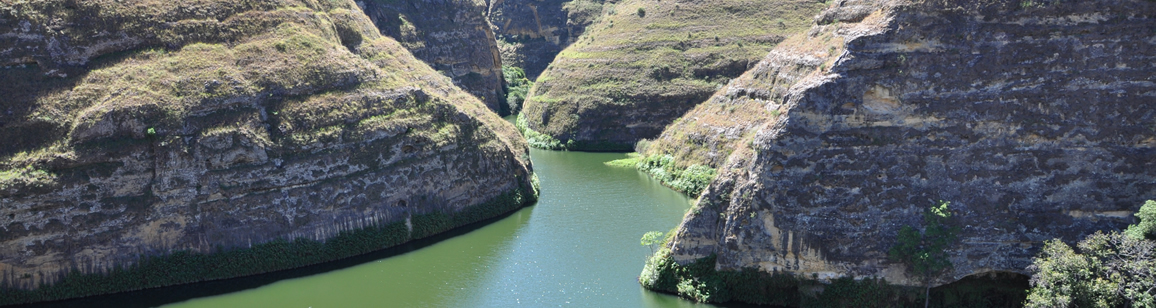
0 0 534 302
361 0 508 114
518 0 827 151
486 0 603 80
653 0 1156 296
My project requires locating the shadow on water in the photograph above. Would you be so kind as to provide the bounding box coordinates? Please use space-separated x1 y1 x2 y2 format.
12 205 537 308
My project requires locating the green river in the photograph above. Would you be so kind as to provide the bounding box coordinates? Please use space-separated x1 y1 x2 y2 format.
32 145 720 307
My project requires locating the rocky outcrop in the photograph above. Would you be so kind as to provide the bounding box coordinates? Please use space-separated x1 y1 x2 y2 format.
518 0 827 151
486 0 602 79
361 0 507 114
660 0 1156 290
0 0 533 302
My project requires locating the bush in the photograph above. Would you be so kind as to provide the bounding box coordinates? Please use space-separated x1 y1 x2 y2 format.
1125 200 1156 240
1026 200 1156 308
502 65 533 114
635 154 717 197
637 7 646 17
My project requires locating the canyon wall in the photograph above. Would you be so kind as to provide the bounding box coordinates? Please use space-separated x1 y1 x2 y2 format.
361 0 508 114
0 0 533 302
659 0 1156 289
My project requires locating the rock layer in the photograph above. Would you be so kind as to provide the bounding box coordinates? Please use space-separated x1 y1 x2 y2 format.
664 0 1156 288
0 0 533 297
486 0 602 79
518 0 827 151
361 0 508 114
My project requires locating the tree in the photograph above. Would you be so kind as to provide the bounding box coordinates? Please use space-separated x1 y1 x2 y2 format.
1125 200 1156 240
889 200 957 308
641 231 665 255
1027 200 1156 308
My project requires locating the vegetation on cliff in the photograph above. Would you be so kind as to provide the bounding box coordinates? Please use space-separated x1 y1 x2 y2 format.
1025 201 1156 308
518 0 827 150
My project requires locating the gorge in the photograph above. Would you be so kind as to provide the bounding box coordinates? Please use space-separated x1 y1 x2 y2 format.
1 0 1154 306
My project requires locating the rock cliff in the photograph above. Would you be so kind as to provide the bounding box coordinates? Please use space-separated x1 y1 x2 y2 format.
518 0 827 151
0 0 534 302
486 0 603 80
361 0 508 114
656 0 1156 293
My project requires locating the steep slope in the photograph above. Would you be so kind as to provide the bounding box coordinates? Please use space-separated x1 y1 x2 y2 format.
518 0 827 151
487 0 604 80
362 0 508 114
0 0 535 303
647 0 1156 302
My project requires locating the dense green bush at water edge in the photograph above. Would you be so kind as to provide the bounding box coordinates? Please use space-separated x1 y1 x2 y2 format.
0 186 536 306
640 248 1028 308
514 113 635 152
606 153 715 197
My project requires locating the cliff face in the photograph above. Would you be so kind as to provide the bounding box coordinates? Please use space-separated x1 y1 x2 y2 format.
0 0 533 296
486 0 602 80
663 0 1156 287
517 0 827 151
361 0 508 114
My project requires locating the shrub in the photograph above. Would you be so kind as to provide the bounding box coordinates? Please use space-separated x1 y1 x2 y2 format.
1125 200 1156 240
637 7 646 17
635 154 717 197
1026 201 1156 308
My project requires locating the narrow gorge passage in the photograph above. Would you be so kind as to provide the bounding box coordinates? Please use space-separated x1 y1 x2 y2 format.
25 123 712 307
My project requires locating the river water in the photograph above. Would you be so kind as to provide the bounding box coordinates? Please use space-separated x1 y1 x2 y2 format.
24 123 715 307
154 148 711 307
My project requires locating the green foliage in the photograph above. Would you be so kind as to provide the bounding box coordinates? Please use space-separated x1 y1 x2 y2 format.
641 231 664 254
637 7 646 18
502 65 533 114
636 154 717 197
0 186 536 305
890 200 957 285
515 113 571 150
604 153 642 168
641 231 664 246
1026 209 1156 308
1125 200 1156 240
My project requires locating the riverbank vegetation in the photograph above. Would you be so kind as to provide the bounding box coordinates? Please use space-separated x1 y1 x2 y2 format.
502 65 534 114
606 153 716 197
0 186 536 306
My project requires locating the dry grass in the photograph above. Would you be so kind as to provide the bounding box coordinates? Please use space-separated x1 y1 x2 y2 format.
641 8 888 169
519 0 827 147
0 0 527 191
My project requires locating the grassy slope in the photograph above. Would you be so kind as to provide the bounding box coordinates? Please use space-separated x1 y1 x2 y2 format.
639 14 860 170
0 0 527 188
519 0 826 150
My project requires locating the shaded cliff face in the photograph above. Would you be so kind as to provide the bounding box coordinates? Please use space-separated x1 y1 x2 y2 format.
486 0 602 79
518 0 827 151
0 0 532 293
361 0 508 114
665 0 1156 287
